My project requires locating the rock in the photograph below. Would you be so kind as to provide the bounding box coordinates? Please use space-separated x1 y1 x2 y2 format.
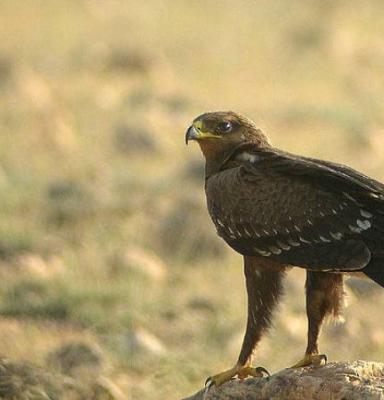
0 356 125 399
46 341 104 377
113 123 160 155
91 377 126 400
118 246 166 280
0 356 74 399
127 327 167 356
13 253 63 278
113 327 167 357
47 180 95 224
187 297 216 313
182 361 384 400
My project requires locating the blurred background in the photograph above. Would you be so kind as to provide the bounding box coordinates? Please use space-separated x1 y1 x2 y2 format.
0 0 384 399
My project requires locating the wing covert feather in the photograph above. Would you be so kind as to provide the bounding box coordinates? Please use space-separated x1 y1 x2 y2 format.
206 145 384 271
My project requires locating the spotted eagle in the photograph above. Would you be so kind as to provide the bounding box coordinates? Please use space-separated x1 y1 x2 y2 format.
185 111 384 387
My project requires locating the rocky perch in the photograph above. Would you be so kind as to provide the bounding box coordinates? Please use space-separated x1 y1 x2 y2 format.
182 361 384 400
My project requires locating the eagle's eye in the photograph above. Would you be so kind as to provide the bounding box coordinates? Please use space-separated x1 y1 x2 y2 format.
217 121 233 134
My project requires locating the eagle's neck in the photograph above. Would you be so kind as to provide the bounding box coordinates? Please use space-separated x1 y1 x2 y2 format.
199 141 237 178
200 138 271 178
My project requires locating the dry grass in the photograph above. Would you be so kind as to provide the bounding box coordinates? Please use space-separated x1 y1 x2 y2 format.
0 1 383 399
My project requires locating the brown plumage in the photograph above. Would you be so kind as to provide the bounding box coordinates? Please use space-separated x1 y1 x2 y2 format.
185 110 384 387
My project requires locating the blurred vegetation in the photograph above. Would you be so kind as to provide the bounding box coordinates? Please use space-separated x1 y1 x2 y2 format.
0 0 383 399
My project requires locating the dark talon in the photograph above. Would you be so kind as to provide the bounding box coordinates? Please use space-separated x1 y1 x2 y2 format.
255 366 271 377
205 377 213 388
312 354 328 367
320 354 327 364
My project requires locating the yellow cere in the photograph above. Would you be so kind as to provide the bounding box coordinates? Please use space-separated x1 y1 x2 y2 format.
193 120 203 130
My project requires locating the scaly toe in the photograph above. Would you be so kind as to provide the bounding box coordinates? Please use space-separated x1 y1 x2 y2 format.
238 366 270 380
205 364 270 388
205 366 238 388
290 353 327 368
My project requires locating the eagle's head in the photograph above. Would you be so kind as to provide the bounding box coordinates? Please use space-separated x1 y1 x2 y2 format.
186 111 271 176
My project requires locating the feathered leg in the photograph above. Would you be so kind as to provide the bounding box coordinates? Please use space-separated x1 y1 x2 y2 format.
238 256 286 366
292 271 344 368
206 256 285 386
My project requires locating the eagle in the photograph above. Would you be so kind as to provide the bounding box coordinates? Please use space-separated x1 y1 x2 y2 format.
185 111 384 387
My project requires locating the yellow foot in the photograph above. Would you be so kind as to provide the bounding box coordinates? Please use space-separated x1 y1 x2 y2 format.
290 353 327 368
205 364 270 388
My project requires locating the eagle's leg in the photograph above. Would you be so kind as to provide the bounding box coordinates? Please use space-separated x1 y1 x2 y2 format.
206 257 285 387
291 271 344 368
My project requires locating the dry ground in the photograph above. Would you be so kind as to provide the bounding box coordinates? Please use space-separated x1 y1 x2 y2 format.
0 1 384 399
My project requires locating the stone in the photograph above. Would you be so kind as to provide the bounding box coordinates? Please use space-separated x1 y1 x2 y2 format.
182 361 384 400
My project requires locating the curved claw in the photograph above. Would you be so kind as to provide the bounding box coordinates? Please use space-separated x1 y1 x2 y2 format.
204 377 211 388
255 366 271 377
205 366 237 388
204 377 216 390
205 364 270 389
237 365 270 379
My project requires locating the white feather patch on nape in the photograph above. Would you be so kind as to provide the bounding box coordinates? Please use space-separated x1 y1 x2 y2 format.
237 152 260 163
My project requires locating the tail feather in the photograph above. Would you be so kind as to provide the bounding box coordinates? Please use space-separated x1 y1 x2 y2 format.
363 257 384 288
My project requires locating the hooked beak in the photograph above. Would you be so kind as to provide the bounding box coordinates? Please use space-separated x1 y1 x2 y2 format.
185 125 200 145
185 121 220 145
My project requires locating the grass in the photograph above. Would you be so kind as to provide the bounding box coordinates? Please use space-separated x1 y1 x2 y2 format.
0 0 383 399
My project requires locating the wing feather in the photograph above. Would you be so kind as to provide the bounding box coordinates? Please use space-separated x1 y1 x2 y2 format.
206 144 384 272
